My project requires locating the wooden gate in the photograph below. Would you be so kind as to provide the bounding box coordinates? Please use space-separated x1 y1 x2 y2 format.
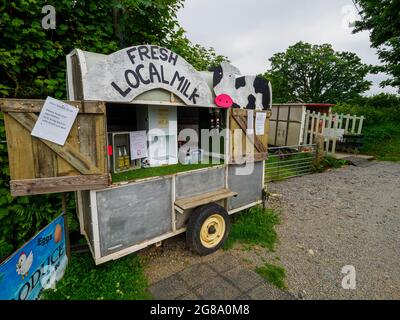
0 99 109 196
229 108 270 164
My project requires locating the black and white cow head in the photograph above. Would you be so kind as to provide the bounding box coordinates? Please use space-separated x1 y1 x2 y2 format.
209 62 272 110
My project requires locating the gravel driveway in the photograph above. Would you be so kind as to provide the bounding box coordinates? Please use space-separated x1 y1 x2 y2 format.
141 161 400 300
267 161 400 299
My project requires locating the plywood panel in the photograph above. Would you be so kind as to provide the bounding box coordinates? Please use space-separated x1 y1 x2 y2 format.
175 166 225 199
96 177 173 257
228 161 263 210
32 137 58 178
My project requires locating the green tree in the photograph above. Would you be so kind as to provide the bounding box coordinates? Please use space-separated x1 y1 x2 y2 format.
263 42 372 103
353 0 400 91
0 0 227 258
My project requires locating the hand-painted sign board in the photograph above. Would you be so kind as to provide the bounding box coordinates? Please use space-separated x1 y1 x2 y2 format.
74 45 213 106
0 215 68 300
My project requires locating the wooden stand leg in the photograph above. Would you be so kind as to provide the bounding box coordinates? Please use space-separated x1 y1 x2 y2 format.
61 193 71 260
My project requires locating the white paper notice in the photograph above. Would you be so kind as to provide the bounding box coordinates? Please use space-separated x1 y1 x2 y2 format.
247 110 254 135
255 112 267 135
129 131 148 160
31 97 79 146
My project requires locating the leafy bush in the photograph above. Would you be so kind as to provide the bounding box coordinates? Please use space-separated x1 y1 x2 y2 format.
333 93 400 160
313 156 348 173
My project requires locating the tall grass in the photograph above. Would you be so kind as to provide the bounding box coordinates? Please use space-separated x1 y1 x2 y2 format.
223 206 280 251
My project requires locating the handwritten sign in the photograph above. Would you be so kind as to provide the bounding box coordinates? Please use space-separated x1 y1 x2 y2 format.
255 112 267 135
129 131 148 160
31 97 79 146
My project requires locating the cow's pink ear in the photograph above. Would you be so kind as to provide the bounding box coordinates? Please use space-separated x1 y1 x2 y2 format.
215 94 233 109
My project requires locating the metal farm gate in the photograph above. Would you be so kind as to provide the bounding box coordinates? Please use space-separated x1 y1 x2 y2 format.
265 144 317 182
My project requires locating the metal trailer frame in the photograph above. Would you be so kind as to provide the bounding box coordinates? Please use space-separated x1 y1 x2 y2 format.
74 105 266 265
76 161 265 265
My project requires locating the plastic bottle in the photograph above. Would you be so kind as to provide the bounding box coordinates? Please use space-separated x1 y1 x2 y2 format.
123 146 130 169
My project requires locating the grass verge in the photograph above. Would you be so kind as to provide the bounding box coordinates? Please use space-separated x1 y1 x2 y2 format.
41 252 151 300
112 161 222 183
256 263 287 290
223 206 280 251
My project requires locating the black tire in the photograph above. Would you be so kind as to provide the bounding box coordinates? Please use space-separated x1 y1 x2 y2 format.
186 202 231 256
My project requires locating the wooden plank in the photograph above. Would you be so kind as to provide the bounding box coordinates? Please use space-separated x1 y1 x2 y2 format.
316 112 321 134
358 116 364 134
351 115 357 133
175 188 237 210
303 110 310 145
10 174 110 197
309 112 316 144
326 115 332 153
95 113 107 173
331 114 339 154
78 114 98 167
0 99 105 114
339 113 344 130
232 114 267 153
32 137 58 178
4 113 36 180
83 101 106 114
344 114 350 133
230 152 268 164
57 121 80 176
8 112 101 174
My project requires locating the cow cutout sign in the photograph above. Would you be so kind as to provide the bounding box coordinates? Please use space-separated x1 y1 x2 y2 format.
210 61 272 110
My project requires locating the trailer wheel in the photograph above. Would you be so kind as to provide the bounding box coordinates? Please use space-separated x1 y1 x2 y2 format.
186 203 231 255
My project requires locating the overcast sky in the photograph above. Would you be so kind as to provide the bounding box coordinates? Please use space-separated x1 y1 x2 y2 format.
178 0 397 96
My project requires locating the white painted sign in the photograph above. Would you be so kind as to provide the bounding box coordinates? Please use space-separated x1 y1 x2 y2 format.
324 128 345 141
247 109 254 135
255 112 267 135
129 131 148 160
77 45 213 106
31 97 79 146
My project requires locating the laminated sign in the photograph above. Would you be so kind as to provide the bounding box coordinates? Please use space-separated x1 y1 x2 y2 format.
31 97 79 146
0 215 68 300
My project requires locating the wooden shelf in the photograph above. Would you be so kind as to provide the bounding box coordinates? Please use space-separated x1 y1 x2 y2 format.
175 188 237 211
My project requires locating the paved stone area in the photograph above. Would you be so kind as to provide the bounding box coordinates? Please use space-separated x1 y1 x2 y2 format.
149 253 295 300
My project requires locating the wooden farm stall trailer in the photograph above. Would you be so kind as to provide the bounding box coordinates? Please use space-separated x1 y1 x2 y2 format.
0 45 272 265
